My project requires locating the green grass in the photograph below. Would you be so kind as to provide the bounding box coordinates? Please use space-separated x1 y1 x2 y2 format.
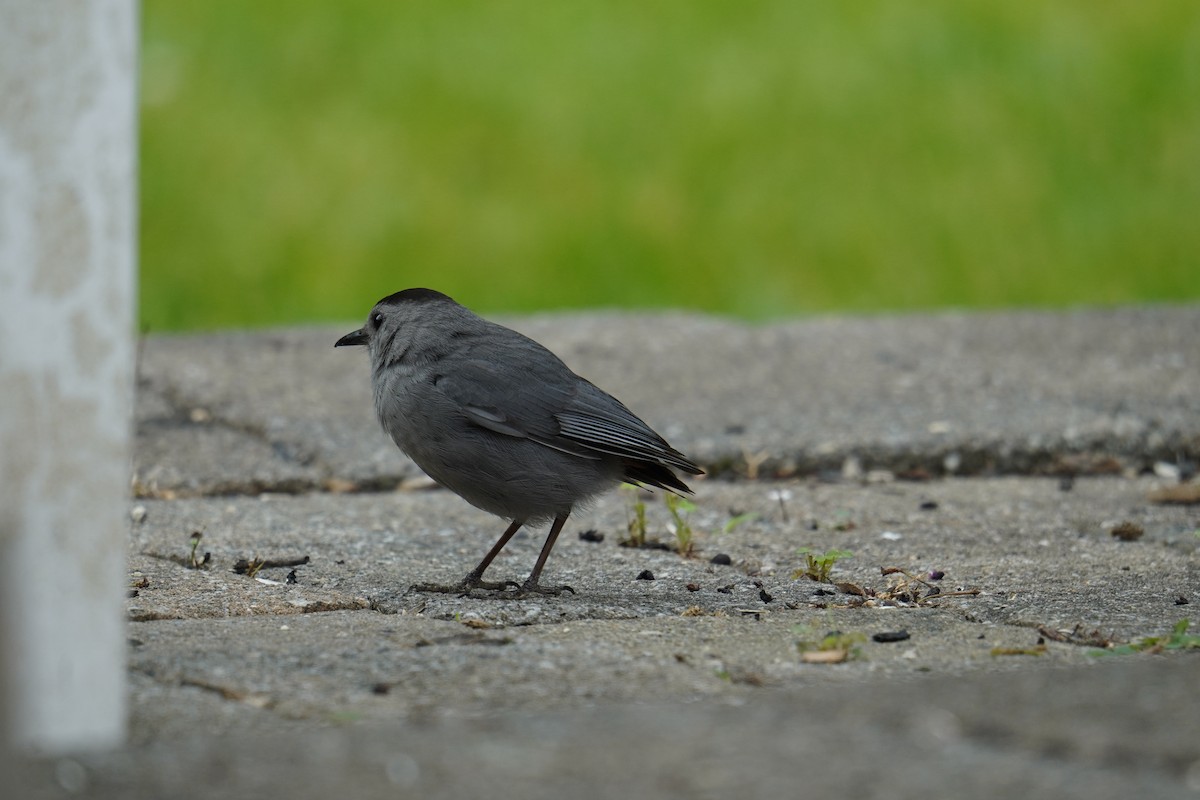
140 1 1200 331
1089 619 1199 655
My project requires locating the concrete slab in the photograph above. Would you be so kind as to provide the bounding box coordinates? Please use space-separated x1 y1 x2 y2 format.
133 306 1200 496
11 657 1200 799
124 476 1196 637
11 306 1200 798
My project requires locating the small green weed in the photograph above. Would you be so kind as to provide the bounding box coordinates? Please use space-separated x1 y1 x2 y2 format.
665 494 697 556
621 484 648 547
1090 619 1199 656
792 548 854 583
722 512 758 534
187 530 210 569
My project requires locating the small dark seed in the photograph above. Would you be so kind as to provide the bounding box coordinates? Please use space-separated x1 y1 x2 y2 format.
918 501 939 511
871 630 910 643
1175 596 1190 605
710 553 732 566
636 570 655 581
759 589 774 603
928 570 945 581
716 584 733 594
286 569 298 585
686 583 701 592
578 529 605 543
371 683 391 695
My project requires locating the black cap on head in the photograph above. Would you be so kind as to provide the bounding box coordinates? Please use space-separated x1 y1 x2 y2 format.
377 288 455 307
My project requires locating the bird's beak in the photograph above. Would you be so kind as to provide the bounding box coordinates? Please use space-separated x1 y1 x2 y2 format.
335 328 369 348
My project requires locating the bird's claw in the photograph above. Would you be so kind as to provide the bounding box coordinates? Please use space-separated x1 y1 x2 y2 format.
516 581 576 597
409 577 574 598
410 577 521 596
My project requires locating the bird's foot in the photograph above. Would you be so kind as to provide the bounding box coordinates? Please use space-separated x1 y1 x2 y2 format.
515 580 576 597
410 575 520 596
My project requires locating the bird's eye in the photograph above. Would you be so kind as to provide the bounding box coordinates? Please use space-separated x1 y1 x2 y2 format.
370 311 384 328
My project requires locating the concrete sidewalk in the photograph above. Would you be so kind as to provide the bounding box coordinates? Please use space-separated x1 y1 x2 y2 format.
12 305 1200 798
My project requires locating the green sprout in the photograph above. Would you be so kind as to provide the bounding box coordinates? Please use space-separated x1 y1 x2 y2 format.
665 494 697 556
1090 619 1199 656
792 547 854 583
187 530 211 569
722 512 758 534
621 484 648 547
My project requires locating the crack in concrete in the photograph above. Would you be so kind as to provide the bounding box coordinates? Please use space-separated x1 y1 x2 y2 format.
133 358 1200 498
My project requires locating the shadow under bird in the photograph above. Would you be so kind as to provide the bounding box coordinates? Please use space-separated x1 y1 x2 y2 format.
336 288 703 596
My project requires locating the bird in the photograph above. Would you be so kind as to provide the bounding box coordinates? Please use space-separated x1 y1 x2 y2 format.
336 288 703 596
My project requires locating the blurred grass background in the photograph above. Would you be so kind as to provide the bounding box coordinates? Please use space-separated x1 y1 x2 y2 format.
140 1 1200 331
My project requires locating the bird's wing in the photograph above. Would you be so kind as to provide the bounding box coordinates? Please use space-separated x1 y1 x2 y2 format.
555 380 702 474
432 357 699 473
431 358 603 461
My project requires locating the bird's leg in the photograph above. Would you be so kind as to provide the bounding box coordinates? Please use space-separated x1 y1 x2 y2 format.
411 519 524 594
517 514 575 596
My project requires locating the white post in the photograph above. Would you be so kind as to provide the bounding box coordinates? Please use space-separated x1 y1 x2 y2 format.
0 1 137 751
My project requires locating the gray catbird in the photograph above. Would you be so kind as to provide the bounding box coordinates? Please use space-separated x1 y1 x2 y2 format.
336 288 703 596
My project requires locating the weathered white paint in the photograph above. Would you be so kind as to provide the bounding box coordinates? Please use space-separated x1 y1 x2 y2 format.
0 1 137 751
